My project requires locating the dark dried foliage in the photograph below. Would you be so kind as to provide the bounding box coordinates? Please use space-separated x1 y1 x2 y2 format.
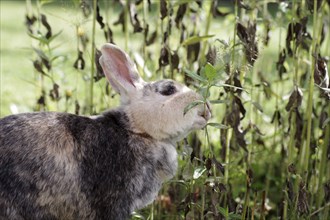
206 46 217 66
271 110 282 125
33 60 47 76
236 22 258 65
286 179 295 202
113 9 126 32
324 181 330 203
75 100 80 115
73 50 85 70
104 24 114 43
297 182 309 215
40 14 52 39
175 4 187 28
160 0 167 20
276 49 287 79
25 14 36 34
144 25 157 46
288 163 296 175
94 48 104 82
307 0 323 12
314 54 329 88
129 3 143 33
211 0 229 17
49 83 60 101
286 17 312 56
224 73 243 95
285 87 303 112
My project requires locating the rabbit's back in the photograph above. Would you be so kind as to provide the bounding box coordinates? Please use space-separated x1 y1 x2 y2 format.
0 111 176 219
0 112 96 219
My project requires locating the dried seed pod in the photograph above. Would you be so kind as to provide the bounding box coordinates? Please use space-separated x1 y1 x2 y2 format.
33 59 46 75
40 14 52 39
75 100 80 115
205 158 212 170
285 87 303 111
175 3 187 28
288 163 296 174
236 21 258 65
73 51 85 70
171 51 179 70
271 110 282 125
286 17 311 56
159 46 170 67
113 9 125 32
212 157 224 175
104 23 114 43
211 0 229 17
96 4 105 29
94 48 104 82
25 14 37 34
160 0 167 20
276 49 287 79
129 3 143 33
49 83 60 101
206 46 217 66
314 54 329 88
217 183 227 193
246 168 253 186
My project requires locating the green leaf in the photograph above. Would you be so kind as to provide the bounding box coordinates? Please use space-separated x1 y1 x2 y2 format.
322 117 330 129
27 30 62 45
181 35 215 46
218 207 229 217
252 101 263 113
228 213 242 220
207 123 229 129
205 62 216 81
40 0 54 6
173 0 192 6
184 100 204 115
182 162 194 180
184 69 207 83
213 83 247 93
193 167 206 179
131 212 145 220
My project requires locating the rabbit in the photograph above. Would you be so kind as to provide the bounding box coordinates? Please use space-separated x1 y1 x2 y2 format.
0 43 211 220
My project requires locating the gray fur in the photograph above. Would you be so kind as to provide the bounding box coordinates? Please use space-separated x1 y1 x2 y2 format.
0 43 210 220
0 110 177 219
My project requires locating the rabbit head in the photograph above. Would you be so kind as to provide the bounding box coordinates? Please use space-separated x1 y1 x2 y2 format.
99 43 211 141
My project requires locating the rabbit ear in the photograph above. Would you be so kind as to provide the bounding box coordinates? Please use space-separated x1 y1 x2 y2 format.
99 43 144 103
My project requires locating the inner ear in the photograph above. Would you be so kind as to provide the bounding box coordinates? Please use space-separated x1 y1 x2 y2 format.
101 46 136 88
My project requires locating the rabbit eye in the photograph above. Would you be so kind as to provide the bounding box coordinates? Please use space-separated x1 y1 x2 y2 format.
160 84 177 96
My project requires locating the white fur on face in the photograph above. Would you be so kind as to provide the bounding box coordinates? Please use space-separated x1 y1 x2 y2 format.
125 81 211 141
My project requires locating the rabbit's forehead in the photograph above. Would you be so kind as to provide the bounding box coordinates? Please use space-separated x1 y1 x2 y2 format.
149 79 185 91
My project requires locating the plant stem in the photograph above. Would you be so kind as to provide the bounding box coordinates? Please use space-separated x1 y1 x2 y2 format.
89 0 97 115
302 0 319 175
200 0 213 64
316 103 330 209
124 0 130 51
